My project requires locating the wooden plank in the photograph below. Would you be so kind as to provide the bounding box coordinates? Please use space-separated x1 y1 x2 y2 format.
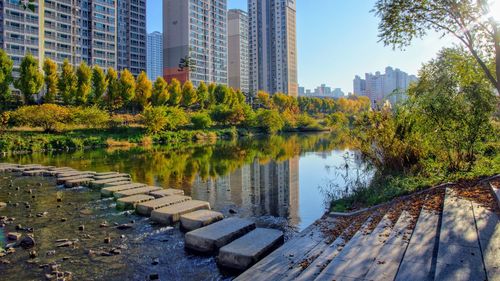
315 212 394 281
395 209 440 281
472 201 500 281
365 211 414 281
434 188 485 281
295 216 376 280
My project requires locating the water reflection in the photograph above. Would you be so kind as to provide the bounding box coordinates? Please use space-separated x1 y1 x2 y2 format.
2 132 360 231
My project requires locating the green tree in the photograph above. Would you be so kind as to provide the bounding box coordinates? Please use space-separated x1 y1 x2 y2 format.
181 80 198 108
75 61 92 105
15 54 43 105
191 112 213 129
105 67 120 110
165 107 189 130
409 48 496 170
151 77 169 106
142 105 168 134
119 69 136 109
134 71 152 110
213 84 231 105
197 81 210 109
0 49 14 110
374 0 500 94
255 109 284 134
90 65 108 106
58 59 77 105
168 78 182 106
42 58 58 104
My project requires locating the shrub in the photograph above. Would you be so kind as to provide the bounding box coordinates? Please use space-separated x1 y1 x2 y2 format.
165 107 189 130
191 112 213 129
10 104 71 132
326 112 349 129
255 109 284 134
142 106 168 134
0 112 10 132
296 113 321 130
72 106 110 129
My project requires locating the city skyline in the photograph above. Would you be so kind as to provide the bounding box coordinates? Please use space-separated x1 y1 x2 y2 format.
147 0 454 93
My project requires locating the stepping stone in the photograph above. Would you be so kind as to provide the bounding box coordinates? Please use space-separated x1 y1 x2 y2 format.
150 200 210 225
22 170 49 176
117 194 155 210
90 177 131 188
218 228 284 270
94 172 120 177
113 186 162 199
64 177 94 188
434 189 485 281
180 210 224 231
136 195 192 216
103 181 135 188
57 174 95 185
57 171 95 178
94 173 130 180
184 218 256 254
101 183 147 197
396 208 440 281
150 189 184 198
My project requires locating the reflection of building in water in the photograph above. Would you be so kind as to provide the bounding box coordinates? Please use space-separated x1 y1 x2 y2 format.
190 156 300 226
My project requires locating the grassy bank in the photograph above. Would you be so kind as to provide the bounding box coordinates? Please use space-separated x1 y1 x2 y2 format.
0 126 250 154
330 156 500 213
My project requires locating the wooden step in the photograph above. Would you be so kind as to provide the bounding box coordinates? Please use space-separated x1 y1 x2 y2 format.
471 199 500 281
136 195 192 216
434 188 485 281
315 211 394 281
217 228 284 271
185 217 256 254
296 216 375 281
235 222 326 281
150 200 210 225
395 208 440 281
365 211 414 281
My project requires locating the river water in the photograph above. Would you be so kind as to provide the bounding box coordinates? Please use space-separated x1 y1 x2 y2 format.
0 133 370 280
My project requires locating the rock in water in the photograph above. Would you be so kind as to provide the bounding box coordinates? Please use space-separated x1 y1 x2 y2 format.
0 202 6 209
19 235 36 249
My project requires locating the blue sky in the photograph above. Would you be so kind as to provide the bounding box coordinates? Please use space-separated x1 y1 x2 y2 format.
147 0 455 93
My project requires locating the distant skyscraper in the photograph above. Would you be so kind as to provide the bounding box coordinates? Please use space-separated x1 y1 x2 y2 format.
147 31 163 81
353 67 417 106
163 0 228 86
248 0 298 97
117 0 147 76
0 0 118 70
228 9 249 93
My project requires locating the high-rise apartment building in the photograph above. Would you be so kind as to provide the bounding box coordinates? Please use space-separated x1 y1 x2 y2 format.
162 0 228 86
147 31 163 81
228 9 249 93
0 0 146 76
0 0 118 70
248 0 298 97
353 67 418 106
117 0 147 76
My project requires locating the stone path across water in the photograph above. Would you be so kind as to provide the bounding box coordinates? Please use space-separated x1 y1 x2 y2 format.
0 162 287 272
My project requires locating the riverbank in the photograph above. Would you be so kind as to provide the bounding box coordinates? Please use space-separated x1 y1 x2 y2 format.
329 152 500 212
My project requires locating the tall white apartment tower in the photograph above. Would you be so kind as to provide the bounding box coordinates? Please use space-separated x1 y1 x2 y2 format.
248 0 298 97
163 0 228 86
0 0 118 70
147 31 163 81
228 9 249 93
